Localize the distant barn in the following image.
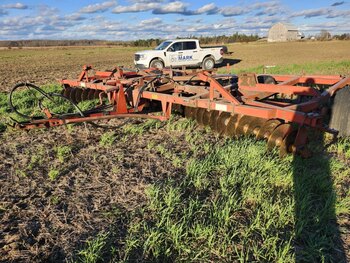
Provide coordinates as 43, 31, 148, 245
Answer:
268, 23, 302, 42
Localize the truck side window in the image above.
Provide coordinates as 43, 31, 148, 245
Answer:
168, 42, 183, 52
183, 41, 196, 50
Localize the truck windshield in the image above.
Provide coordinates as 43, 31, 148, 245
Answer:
154, 41, 172, 50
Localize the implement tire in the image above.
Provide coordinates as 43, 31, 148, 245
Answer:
329, 86, 350, 137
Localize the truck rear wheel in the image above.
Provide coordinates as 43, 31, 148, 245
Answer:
150, 59, 164, 69
202, 57, 215, 70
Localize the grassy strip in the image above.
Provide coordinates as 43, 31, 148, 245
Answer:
119, 131, 349, 262
218, 60, 350, 76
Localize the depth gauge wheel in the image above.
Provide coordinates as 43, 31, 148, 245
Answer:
329, 86, 350, 137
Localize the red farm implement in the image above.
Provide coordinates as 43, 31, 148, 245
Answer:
8, 65, 350, 157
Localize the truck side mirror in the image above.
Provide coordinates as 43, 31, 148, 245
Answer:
167, 47, 174, 52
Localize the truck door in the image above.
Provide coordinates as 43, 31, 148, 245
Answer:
166, 41, 199, 67
181, 41, 200, 65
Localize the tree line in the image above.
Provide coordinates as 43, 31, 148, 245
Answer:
0, 33, 260, 48
0, 40, 124, 48
1, 32, 349, 48
132, 33, 260, 47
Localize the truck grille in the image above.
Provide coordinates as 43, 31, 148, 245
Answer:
134, 54, 140, 61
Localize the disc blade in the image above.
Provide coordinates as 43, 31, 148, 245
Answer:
88, 89, 95, 100
267, 123, 294, 151
202, 110, 212, 126
184, 107, 191, 118
256, 119, 282, 140
93, 90, 100, 99
209, 111, 220, 131
63, 86, 72, 99
195, 108, 206, 126
246, 117, 267, 137
81, 89, 89, 101
216, 112, 232, 135
75, 88, 83, 103
235, 115, 256, 137
69, 88, 77, 103
279, 129, 297, 157
224, 114, 240, 137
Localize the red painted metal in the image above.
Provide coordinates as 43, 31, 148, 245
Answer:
11, 65, 349, 154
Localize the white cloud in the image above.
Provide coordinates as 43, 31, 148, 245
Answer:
196, 3, 218, 14
2, 3, 28, 9
299, 21, 350, 32
0, 0, 349, 40
290, 7, 350, 19
112, 3, 159, 13
290, 8, 330, 18
80, 1, 117, 13
153, 1, 188, 14
112, 1, 219, 15
128, 0, 164, 3
326, 9, 350, 18
65, 13, 87, 21
37, 4, 60, 16
219, 7, 248, 17
140, 17, 162, 26
252, 1, 280, 9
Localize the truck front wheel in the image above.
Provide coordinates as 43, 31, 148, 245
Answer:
150, 59, 164, 69
202, 57, 215, 70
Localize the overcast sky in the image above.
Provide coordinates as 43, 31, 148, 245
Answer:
0, 0, 349, 40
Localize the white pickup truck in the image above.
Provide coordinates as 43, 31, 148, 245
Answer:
134, 39, 225, 70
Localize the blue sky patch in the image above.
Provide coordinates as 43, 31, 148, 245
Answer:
0, 0, 349, 40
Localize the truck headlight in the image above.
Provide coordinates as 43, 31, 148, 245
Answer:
139, 54, 147, 60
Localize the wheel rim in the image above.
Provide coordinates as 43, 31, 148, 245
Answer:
205, 59, 214, 69
153, 61, 163, 69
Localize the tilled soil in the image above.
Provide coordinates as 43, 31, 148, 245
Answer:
0, 46, 137, 92
0, 120, 200, 262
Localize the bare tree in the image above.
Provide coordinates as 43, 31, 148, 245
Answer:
318, 30, 332, 41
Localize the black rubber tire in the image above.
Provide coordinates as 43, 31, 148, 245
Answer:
257, 75, 276, 84
221, 46, 228, 54
202, 57, 215, 70
149, 59, 164, 69
329, 86, 350, 137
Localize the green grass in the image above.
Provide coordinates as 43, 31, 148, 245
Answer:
75, 130, 349, 262
99, 131, 116, 147
229, 60, 350, 76
48, 169, 60, 181
119, 138, 348, 262
76, 232, 110, 263
55, 145, 72, 163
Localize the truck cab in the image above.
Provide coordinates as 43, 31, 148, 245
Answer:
134, 39, 224, 70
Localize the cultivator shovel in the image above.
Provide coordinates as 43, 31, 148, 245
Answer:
8, 65, 350, 157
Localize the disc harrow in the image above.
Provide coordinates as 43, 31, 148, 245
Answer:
8, 65, 350, 158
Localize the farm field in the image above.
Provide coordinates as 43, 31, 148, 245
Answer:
1, 40, 350, 91
0, 41, 350, 262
